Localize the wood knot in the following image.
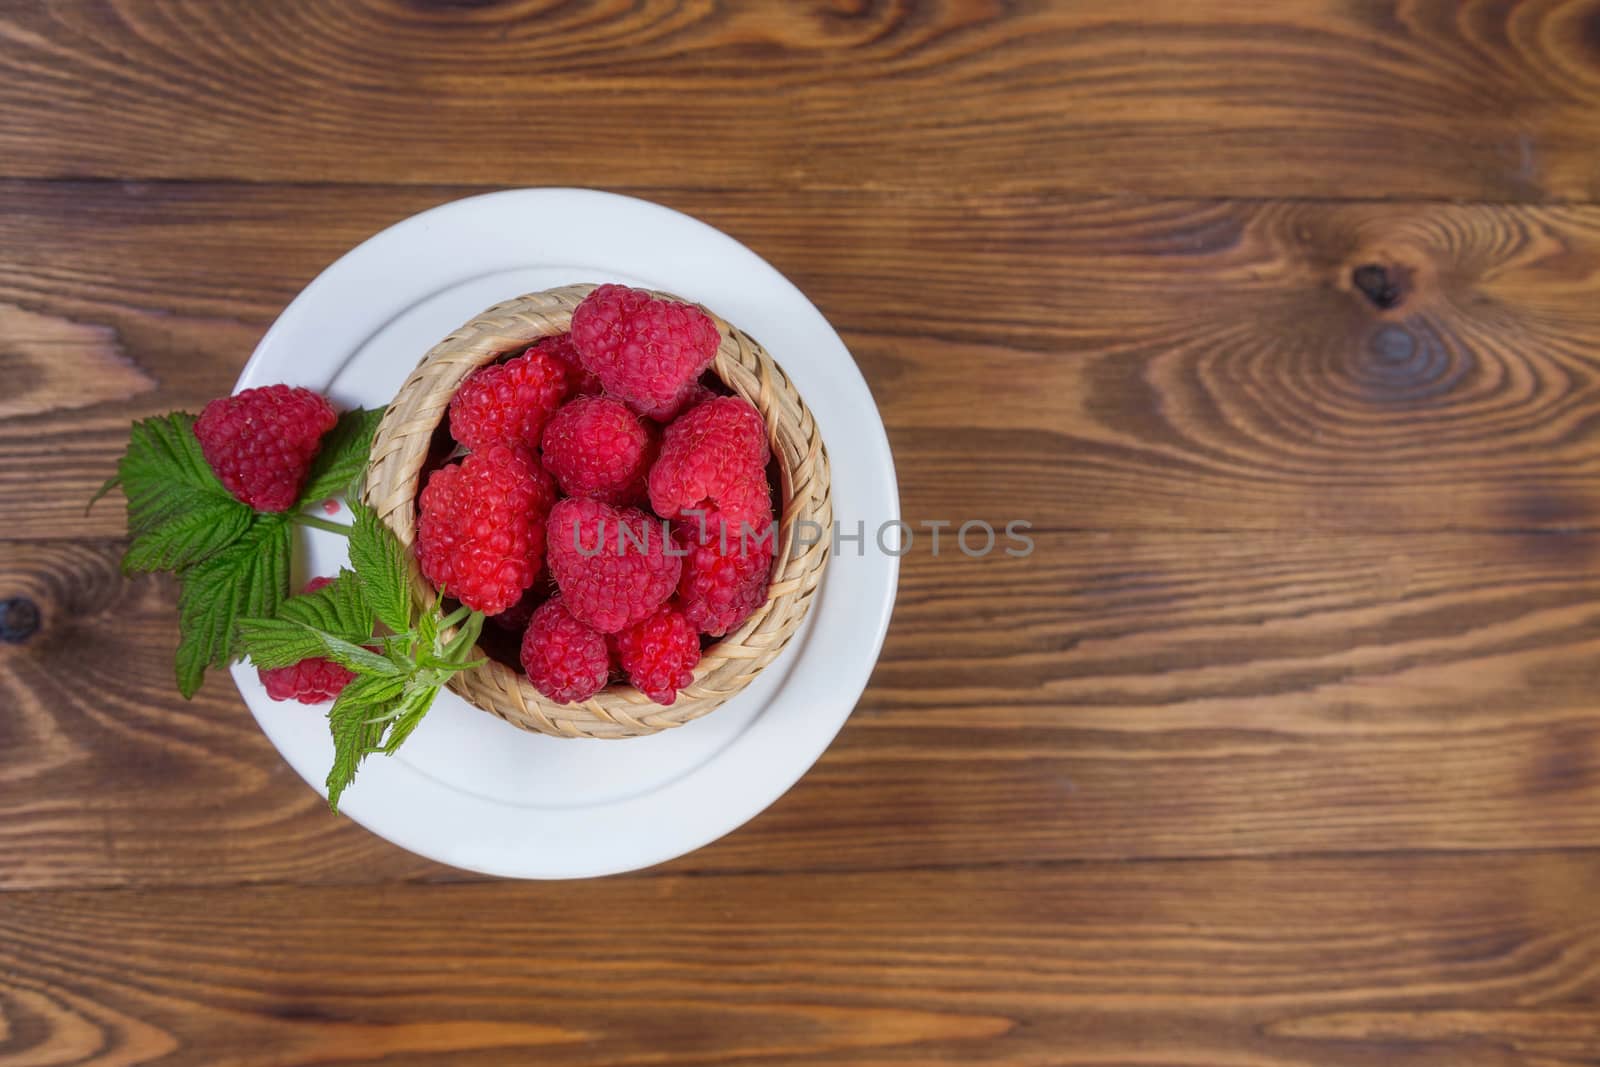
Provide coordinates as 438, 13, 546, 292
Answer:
1368, 325, 1415, 363
1352, 264, 1406, 310
0, 597, 41, 643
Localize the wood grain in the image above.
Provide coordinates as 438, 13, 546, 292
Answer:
2, 0, 1600, 200
5, 5, 1600, 1059
0, 541, 445, 891
1, 854, 1597, 1066
5, 183, 1600, 538
5, 529, 1599, 889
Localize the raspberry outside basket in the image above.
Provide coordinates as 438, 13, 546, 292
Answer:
364, 285, 833, 739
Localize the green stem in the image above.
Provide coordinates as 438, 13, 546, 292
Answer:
292, 512, 353, 535
438, 604, 472, 630
441, 611, 486, 661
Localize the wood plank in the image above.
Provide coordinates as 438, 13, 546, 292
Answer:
6, 183, 1600, 536
1, 854, 1597, 1065
3, 1, 1600, 200
0, 541, 447, 890
4, 531, 1598, 890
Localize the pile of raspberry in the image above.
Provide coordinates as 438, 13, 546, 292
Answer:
416, 285, 777, 707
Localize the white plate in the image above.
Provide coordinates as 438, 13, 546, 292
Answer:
229, 189, 899, 879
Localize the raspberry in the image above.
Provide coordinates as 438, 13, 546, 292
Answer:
416, 445, 556, 615
257, 577, 355, 703
541, 396, 656, 505
546, 497, 682, 633
448, 346, 571, 452
194, 385, 337, 512
570, 285, 720, 419
615, 605, 701, 705
679, 535, 774, 637
530, 333, 602, 395
487, 570, 549, 632
520, 597, 611, 704
656, 379, 721, 422
260, 656, 356, 704
648, 396, 772, 537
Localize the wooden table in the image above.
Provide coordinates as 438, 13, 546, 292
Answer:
4, 3, 1600, 1063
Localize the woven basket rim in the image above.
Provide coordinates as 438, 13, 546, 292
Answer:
363, 284, 832, 739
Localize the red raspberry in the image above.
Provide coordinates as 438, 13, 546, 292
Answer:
546, 497, 682, 633
530, 333, 603, 395
449, 346, 571, 452
416, 445, 556, 615
520, 597, 611, 704
487, 570, 550, 632
615, 605, 701, 705
656, 379, 721, 422
541, 396, 656, 505
260, 656, 356, 704
570, 285, 721, 419
679, 535, 774, 637
648, 396, 773, 537
194, 385, 337, 512
257, 578, 355, 703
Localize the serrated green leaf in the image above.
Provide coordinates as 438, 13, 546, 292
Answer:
380, 682, 439, 755
416, 603, 439, 649
299, 406, 385, 506
123, 494, 254, 574
326, 672, 408, 813
348, 500, 411, 633
384, 637, 414, 672
120, 413, 225, 529
235, 617, 330, 670
236, 616, 396, 676
114, 412, 256, 574
275, 570, 373, 642
174, 516, 292, 698
315, 634, 401, 676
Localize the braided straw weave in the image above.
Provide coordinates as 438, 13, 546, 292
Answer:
365, 285, 832, 739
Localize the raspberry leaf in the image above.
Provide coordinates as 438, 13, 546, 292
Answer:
378, 682, 438, 755
298, 406, 385, 506
238, 620, 396, 676
235, 619, 337, 671
174, 515, 292, 698
274, 570, 373, 640
231, 498, 490, 813
123, 496, 255, 574
309, 634, 400, 676
348, 500, 411, 633
325, 673, 409, 813
112, 412, 256, 575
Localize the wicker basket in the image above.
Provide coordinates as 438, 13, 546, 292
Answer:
364, 285, 832, 739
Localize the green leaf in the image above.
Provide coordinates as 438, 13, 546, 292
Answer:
174, 516, 292, 698
326, 672, 408, 813
115, 412, 255, 574
276, 570, 373, 642
416, 600, 439, 650
314, 634, 401, 676
123, 494, 254, 574
348, 500, 411, 633
236, 616, 397, 676
87, 473, 120, 513
234, 617, 330, 670
299, 407, 385, 505
380, 682, 439, 755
